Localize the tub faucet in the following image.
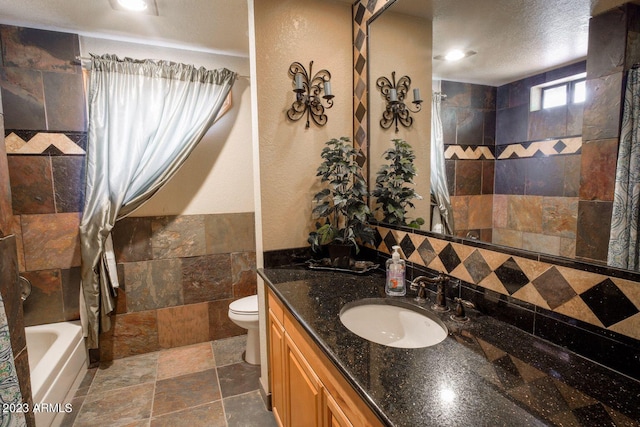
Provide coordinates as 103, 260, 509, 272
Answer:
409, 274, 448, 306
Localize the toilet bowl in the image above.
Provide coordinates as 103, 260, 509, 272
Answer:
228, 294, 260, 365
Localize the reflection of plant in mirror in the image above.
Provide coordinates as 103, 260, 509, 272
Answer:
373, 138, 424, 229
308, 137, 375, 253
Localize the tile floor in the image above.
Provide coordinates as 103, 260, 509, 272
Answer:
59, 335, 277, 427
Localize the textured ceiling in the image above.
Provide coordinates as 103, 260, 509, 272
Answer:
0, 0, 634, 85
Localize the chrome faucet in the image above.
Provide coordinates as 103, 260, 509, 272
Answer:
409, 273, 448, 308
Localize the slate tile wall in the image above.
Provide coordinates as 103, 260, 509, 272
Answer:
1, 24, 258, 362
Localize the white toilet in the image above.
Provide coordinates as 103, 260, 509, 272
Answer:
228, 294, 260, 365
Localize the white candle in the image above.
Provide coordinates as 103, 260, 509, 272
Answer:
295, 73, 303, 90
324, 81, 332, 96
413, 88, 421, 102
389, 88, 398, 102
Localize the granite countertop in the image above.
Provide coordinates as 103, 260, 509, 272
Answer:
259, 267, 640, 427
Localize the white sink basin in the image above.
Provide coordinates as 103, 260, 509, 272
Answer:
339, 299, 448, 348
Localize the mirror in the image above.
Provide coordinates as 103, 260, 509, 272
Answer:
366, 0, 638, 271
367, 6, 432, 226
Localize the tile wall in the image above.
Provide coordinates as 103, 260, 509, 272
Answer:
372, 224, 640, 378
441, 81, 496, 241
0, 85, 36, 427
1, 25, 257, 362
576, 3, 640, 263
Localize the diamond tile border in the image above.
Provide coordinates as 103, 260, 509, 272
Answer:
5, 131, 86, 154
495, 137, 582, 160
373, 224, 640, 342
352, 0, 395, 180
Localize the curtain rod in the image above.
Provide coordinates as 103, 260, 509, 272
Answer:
74, 56, 250, 79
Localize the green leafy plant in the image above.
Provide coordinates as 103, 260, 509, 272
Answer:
308, 137, 375, 254
372, 138, 425, 229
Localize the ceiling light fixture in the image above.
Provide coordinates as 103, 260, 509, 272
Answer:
118, 0, 147, 11
109, 0, 158, 15
434, 50, 477, 62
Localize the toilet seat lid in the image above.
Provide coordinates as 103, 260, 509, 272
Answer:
229, 295, 258, 314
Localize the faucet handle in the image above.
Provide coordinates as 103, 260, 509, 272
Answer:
451, 297, 474, 322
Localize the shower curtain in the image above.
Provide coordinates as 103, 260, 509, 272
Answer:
80, 54, 236, 349
431, 92, 454, 234
608, 67, 640, 270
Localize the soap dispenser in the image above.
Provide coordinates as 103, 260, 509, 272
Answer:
385, 245, 406, 296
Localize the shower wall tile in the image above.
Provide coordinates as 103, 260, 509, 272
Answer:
22, 268, 65, 326
123, 259, 183, 312
42, 71, 86, 131
151, 215, 207, 259
522, 232, 560, 256
445, 160, 455, 196
495, 158, 526, 195
586, 6, 626, 79
468, 195, 493, 230
181, 254, 233, 304
524, 156, 565, 197
576, 200, 612, 263
441, 80, 471, 107
14, 349, 35, 427
0, 67, 46, 130
528, 107, 568, 142
0, 114, 12, 236
21, 212, 81, 271
208, 298, 245, 341
542, 197, 578, 238
582, 73, 623, 142
454, 161, 482, 196
157, 302, 210, 348
51, 155, 85, 213
99, 310, 160, 361
441, 107, 457, 146
507, 195, 543, 234
61, 266, 81, 321
112, 217, 153, 263
471, 84, 496, 110
0, 26, 80, 72
482, 160, 494, 194
205, 212, 256, 254
231, 251, 257, 298
579, 138, 617, 201
8, 216, 24, 272
0, 235, 25, 356
496, 105, 529, 145
456, 109, 484, 146
567, 103, 584, 136
563, 155, 581, 197
7, 155, 55, 214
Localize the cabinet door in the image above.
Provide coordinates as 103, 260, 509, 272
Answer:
285, 333, 322, 427
324, 389, 354, 427
268, 309, 286, 427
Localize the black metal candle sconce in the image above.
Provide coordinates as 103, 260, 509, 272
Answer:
287, 61, 334, 128
376, 71, 423, 132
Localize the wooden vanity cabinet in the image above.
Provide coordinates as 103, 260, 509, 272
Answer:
267, 289, 384, 427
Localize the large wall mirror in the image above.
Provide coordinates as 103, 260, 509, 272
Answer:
364, 0, 640, 273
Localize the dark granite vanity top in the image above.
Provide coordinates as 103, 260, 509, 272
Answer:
259, 267, 640, 427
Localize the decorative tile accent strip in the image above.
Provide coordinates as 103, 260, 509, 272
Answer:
5, 131, 86, 154
444, 145, 496, 160
352, 0, 394, 172
496, 137, 582, 160
374, 224, 640, 342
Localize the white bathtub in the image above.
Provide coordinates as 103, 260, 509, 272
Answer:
25, 321, 87, 427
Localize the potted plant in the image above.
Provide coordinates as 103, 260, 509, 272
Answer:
308, 136, 376, 267
372, 138, 425, 228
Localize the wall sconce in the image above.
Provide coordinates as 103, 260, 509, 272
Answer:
376, 71, 422, 132
287, 61, 334, 128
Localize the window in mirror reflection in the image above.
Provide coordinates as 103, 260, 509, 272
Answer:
543, 84, 567, 109
539, 77, 586, 109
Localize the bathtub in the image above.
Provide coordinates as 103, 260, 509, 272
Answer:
25, 321, 87, 427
